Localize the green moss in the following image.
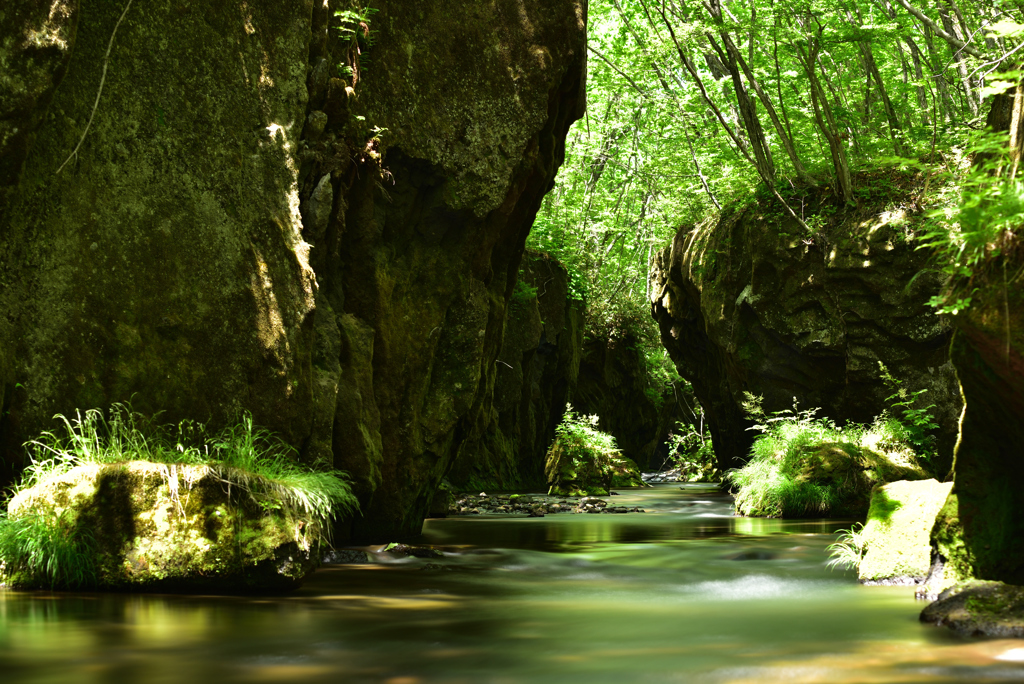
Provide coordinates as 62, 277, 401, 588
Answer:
929, 491, 975, 588
544, 408, 644, 497
857, 479, 952, 582
3, 461, 319, 591
921, 581, 1024, 638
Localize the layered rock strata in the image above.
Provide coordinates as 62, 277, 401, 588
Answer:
650, 187, 962, 473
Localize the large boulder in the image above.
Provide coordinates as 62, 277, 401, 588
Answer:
544, 422, 643, 497
0, 1, 586, 541
3, 461, 320, 591
649, 180, 961, 474
921, 581, 1024, 638
858, 478, 953, 584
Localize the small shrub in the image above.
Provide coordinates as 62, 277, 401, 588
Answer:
511, 276, 539, 304
827, 523, 868, 572
878, 362, 939, 460
666, 419, 720, 482
545, 406, 643, 495
0, 509, 98, 589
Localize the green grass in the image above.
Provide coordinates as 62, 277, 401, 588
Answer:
826, 523, 867, 572
727, 396, 926, 518
0, 509, 98, 589
1, 405, 358, 589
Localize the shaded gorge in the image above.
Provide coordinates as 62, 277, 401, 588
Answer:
3, 485, 1023, 683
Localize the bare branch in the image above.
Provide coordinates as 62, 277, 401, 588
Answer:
892, 0, 984, 58
56, 0, 135, 175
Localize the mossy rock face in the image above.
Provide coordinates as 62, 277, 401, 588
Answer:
926, 490, 975, 594
574, 327, 689, 473
946, 254, 1024, 584
650, 174, 962, 475
5, 462, 319, 592
0, 0, 78, 196
609, 456, 646, 488
447, 254, 584, 492
921, 581, 1024, 638
0, 0, 586, 543
859, 479, 952, 583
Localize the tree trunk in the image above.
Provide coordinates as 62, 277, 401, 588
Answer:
860, 41, 907, 156
904, 36, 932, 126
797, 39, 855, 204
938, 7, 979, 116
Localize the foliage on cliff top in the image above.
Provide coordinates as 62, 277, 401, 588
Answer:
528, 0, 1022, 325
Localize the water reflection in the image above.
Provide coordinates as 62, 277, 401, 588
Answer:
0, 485, 1018, 683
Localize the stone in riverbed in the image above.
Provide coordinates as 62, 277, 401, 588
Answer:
4, 461, 323, 592
921, 581, 1024, 638
858, 479, 953, 584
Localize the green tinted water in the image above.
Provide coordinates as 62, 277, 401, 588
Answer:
2, 484, 1022, 683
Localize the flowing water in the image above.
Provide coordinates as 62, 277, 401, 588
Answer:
2, 484, 1023, 683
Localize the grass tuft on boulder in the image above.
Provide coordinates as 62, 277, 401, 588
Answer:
728, 395, 927, 518
545, 406, 644, 496
0, 405, 358, 592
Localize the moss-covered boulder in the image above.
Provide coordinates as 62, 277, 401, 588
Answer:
544, 416, 645, 497
921, 581, 1024, 638
3, 462, 320, 591
858, 479, 952, 583
730, 417, 928, 518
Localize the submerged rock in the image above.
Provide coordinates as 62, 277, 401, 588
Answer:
858, 479, 952, 584
921, 581, 1024, 638
322, 548, 371, 564
445, 492, 643, 516
4, 462, 322, 592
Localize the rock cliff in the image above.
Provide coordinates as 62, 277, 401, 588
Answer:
447, 253, 584, 492
650, 180, 962, 474
0, 0, 586, 540
940, 254, 1024, 584
575, 325, 686, 472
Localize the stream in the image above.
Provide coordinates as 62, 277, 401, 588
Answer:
2, 484, 1023, 683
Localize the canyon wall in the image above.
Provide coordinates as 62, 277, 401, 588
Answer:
650, 185, 962, 475
0, 0, 586, 540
